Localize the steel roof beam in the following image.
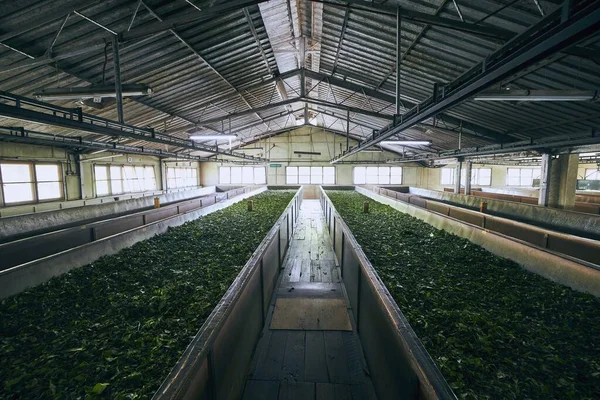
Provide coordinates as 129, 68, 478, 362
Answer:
0, 127, 211, 161
311, 0, 516, 40
330, 3, 600, 163
387, 129, 600, 162
0, 91, 266, 161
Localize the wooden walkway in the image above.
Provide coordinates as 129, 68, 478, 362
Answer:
242, 200, 377, 400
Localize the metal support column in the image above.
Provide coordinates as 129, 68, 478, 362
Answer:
346, 110, 350, 151
396, 7, 402, 115
111, 35, 124, 124
454, 159, 463, 194
539, 153, 551, 206
464, 160, 472, 195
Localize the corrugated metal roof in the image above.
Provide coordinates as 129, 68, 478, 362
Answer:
0, 0, 598, 159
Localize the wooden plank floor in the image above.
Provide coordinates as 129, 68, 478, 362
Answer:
243, 200, 377, 400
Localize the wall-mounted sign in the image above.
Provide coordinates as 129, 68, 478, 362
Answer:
270, 163, 282, 168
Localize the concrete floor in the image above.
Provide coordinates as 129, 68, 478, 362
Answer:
242, 200, 377, 400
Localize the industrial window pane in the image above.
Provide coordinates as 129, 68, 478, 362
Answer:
507, 168, 520, 186
254, 167, 266, 184
1, 164, 31, 183
111, 179, 123, 194
353, 167, 366, 184
35, 165, 60, 182
323, 167, 335, 184
390, 167, 402, 184
219, 167, 231, 184
96, 180, 110, 197
366, 167, 378, 184
585, 168, 600, 180
298, 167, 310, 184
144, 166, 156, 191
231, 167, 242, 184
242, 166, 254, 184
441, 168, 454, 185
37, 182, 61, 200
286, 167, 298, 184
478, 168, 492, 186
94, 165, 108, 180
378, 167, 390, 184
3, 183, 34, 203
311, 167, 322, 184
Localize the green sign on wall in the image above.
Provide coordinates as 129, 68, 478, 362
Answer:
269, 163, 282, 168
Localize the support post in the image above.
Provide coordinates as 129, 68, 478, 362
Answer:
464, 160, 472, 195
111, 35, 124, 124
395, 7, 402, 115
346, 110, 350, 151
538, 153, 551, 206
548, 153, 578, 209
454, 159, 463, 194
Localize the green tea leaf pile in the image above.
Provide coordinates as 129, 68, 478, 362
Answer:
327, 191, 600, 400
0, 191, 295, 398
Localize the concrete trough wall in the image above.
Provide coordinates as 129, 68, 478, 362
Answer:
364, 185, 600, 267
0, 188, 259, 271
0, 186, 228, 241
0, 187, 266, 299
357, 186, 600, 297
319, 188, 456, 400
153, 188, 303, 400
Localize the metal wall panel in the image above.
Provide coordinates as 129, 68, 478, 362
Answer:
484, 218, 546, 247
145, 207, 179, 224
343, 242, 360, 316
358, 273, 419, 400
448, 208, 484, 227
547, 236, 600, 265
262, 235, 280, 317
94, 215, 144, 239
202, 196, 217, 207
212, 265, 264, 400
425, 201, 450, 216
334, 218, 344, 268
280, 215, 288, 263
1, 227, 92, 270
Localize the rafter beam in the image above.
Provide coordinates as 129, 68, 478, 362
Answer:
0, 127, 212, 162
311, 0, 515, 40
332, 8, 350, 74
0, 91, 266, 161
331, 3, 600, 163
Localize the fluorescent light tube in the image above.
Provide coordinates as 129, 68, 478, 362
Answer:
473, 90, 597, 102
34, 84, 152, 100
189, 135, 237, 141
381, 140, 431, 146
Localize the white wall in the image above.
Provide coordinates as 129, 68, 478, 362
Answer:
200, 127, 421, 186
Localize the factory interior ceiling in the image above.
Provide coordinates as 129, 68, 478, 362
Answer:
0, 0, 598, 164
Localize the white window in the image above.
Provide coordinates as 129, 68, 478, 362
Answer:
1, 162, 63, 206
219, 167, 266, 185
94, 164, 156, 197
442, 167, 492, 186
167, 167, 198, 189
353, 166, 402, 185
585, 168, 600, 180
286, 166, 336, 184
286, 167, 298, 184
507, 168, 541, 186
441, 168, 455, 185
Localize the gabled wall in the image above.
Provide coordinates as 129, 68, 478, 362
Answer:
201, 127, 422, 186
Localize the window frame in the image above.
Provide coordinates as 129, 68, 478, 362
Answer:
584, 168, 600, 181
286, 166, 336, 185
353, 166, 401, 185
94, 164, 157, 197
166, 166, 199, 189
0, 160, 64, 207
506, 167, 541, 187
441, 167, 492, 186
219, 166, 267, 185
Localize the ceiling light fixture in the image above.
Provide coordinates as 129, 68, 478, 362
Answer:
473, 89, 598, 102
189, 135, 237, 141
380, 140, 431, 146
34, 84, 153, 100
